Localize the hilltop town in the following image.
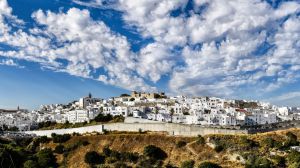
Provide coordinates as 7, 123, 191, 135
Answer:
1, 91, 300, 132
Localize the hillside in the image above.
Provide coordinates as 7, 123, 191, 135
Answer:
51, 134, 239, 168
1, 128, 300, 168
40, 128, 300, 168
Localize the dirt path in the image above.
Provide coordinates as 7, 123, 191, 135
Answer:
186, 141, 198, 156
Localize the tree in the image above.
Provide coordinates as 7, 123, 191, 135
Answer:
36, 148, 57, 167
94, 113, 113, 122
154, 107, 159, 121
143, 145, 167, 160
198, 162, 221, 168
120, 93, 130, 97
38, 136, 49, 143
54, 144, 65, 154
84, 151, 105, 165
0, 147, 24, 168
170, 108, 175, 123
181, 160, 195, 168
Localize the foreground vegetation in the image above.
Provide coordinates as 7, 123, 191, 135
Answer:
1, 128, 300, 167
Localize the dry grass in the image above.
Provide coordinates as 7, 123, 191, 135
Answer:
42, 128, 300, 168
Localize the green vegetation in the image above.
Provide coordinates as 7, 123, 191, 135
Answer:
120, 93, 130, 97
36, 148, 57, 167
143, 145, 167, 160
198, 161, 221, 168
102, 146, 139, 164
234, 100, 258, 108
54, 144, 65, 154
1, 129, 300, 168
37, 114, 125, 130
23, 160, 39, 168
51, 133, 71, 143
176, 140, 187, 148
196, 135, 205, 145
84, 151, 105, 165
180, 160, 195, 168
284, 132, 299, 147
0, 124, 19, 131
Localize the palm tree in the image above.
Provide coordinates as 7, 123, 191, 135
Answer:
154, 106, 159, 121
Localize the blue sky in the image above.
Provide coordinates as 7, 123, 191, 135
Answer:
0, 0, 300, 109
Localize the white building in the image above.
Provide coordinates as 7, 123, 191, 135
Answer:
67, 110, 90, 123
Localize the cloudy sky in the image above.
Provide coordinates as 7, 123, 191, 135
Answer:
0, 0, 300, 109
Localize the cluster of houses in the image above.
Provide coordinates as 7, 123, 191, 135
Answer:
1, 91, 300, 131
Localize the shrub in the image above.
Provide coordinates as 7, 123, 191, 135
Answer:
52, 134, 71, 143
214, 144, 224, 153
103, 129, 109, 134
84, 151, 105, 165
23, 160, 39, 168
240, 136, 256, 149
106, 157, 118, 164
271, 155, 285, 167
38, 136, 49, 143
245, 155, 272, 168
120, 151, 139, 163
261, 137, 275, 148
110, 150, 121, 160
285, 132, 299, 147
254, 157, 272, 168
54, 144, 65, 154
83, 140, 90, 146
64, 140, 87, 152
103, 146, 112, 156
176, 141, 187, 148
198, 161, 221, 168
287, 151, 300, 165
165, 162, 178, 168
196, 135, 205, 145
289, 162, 300, 168
36, 148, 57, 167
143, 145, 167, 160
113, 115, 125, 122
137, 158, 163, 168
114, 162, 129, 168
181, 160, 195, 168
286, 132, 297, 140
